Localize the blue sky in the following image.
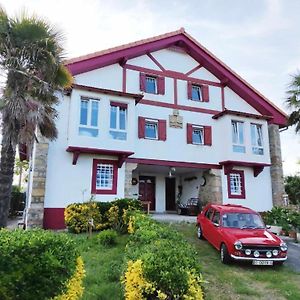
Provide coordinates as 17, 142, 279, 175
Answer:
2, 0, 300, 174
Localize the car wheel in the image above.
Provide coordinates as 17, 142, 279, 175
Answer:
275, 261, 284, 266
220, 243, 231, 264
197, 225, 203, 239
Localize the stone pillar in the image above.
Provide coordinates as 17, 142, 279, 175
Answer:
199, 169, 223, 205
26, 136, 49, 228
268, 124, 285, 206
124, 162, 138, 198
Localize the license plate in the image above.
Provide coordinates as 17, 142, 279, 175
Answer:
252, 260, 273, 266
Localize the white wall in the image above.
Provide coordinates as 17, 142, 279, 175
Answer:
180, 171, 203, 204
222, 167, 273, 212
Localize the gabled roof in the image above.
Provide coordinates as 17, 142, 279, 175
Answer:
65, 28, 287, 126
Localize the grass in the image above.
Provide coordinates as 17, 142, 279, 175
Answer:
174, 223, 300, 300
70, 232, 128, 300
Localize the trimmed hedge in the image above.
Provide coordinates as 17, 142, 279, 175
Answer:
123, 213, 204, 299
0, 229, 81, 300
65, 198, 142, 234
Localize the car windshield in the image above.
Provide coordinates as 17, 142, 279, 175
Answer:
222, 213, 265, 229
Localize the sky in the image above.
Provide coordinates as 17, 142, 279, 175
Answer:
1, 0, 300, 175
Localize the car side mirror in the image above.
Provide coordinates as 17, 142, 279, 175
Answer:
266, 225, 271, 229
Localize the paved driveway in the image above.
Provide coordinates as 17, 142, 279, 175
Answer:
281, 237, 300, 272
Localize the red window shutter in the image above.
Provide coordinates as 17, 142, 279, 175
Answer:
138, 117, 145, 138
201, 85, 209, 102
158, 119, 167, 141
204, 126, 212, 146
187, 123, 193, 144
187, 81, 192, 99
157, 76, 165, 95
140, 73, 146, 92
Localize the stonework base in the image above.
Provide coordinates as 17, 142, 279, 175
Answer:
124, 162, 138, 198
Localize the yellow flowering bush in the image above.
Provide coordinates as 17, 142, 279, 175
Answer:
183, 272, 204, 300
53, 256, 85, 300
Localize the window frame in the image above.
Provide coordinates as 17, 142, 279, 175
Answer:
109, 102, 127, 140
251, 123, 264, 155
145, 75, 158, 94
227, 170, 246, 199
144, 119, 159, 140
191, 84, 202, 102
231, 120, 245, 153
91, 159, 118, 194
79, 97, 100, 137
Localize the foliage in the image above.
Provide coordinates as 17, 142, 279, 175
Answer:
65, 198, 142, 234
9, 189, 25, 216
53, 256, 85, 300
122, 213, 204, 299
286, 72, 300, 132
97, 229, 118, 246
284, 175, 300, 205
0, 229, 79, 300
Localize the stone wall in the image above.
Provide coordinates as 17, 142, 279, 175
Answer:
268, 124, 285, 206
199, 169, 223, 205
26, 136, 49, 228
124, 162, 138, 198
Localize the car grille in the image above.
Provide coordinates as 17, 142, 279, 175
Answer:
241, 245, 281, 258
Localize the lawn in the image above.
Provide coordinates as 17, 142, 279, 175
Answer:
71, 233, 128, 300
70, 224, 300, 300
174, 223, 300, 300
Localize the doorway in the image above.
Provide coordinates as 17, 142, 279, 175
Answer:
139, 176, 156, 211
165, 177, 176, 211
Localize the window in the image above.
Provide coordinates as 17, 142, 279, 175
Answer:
231, 121, 245, 153
79, 98, 99, 137
91, 159, 118, 194
191, 84, 202, 101
187, 82, 209, 102
145, 120, 158, 139
205, 208, 214, 220
109, 102, 127, 140
145, 76, 157, 94
251, 124, 264, 155
192, 126, 204, 145
138, 117, 167, 141
227, 170, 245, 199
212, 211, 220, 225
187, 123, 212, 146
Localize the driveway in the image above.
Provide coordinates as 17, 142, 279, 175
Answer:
281, 236, 300, 273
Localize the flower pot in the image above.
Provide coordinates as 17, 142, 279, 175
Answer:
289, 230, 297, 239
268, 225, 282, 235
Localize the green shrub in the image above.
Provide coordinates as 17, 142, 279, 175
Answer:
0, 229, 78, 300
97, 229, 118, 246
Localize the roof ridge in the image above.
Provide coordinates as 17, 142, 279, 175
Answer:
65, 28, 184, 65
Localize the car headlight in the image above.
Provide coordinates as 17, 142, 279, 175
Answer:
234, 240, 243, 250
272, 249, 279, 256
245, 249, 251, 255
280, 242, 288, 252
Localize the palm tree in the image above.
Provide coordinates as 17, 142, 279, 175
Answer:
0, 7, 72, 227
287, 72, 300, 132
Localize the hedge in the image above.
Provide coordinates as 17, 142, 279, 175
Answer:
65, 198, 142, 233
122, 213, 204, 299
0, 229, 84, 300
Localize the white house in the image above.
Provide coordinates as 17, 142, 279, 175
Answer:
25, 28, 287, 229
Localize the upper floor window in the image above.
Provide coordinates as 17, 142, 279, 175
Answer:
251, 123, 264, 155
138, 116, 167, 141
110, 102, 127, 140
227, 170, 245, 199
232, 121, 245, 153
187, 82, 209, 102
79, 98, 99, 137
140, 73, 165, 95
187, 123, 212, 146
91, 159, 118, 194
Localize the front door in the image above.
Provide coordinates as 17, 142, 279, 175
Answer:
165, 177, 176, 211
139, 176, 155, 211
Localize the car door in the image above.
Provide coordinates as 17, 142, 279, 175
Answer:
210, 210, 222, 250
201, 208, 214, 243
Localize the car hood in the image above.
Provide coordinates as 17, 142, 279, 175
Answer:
222, 228, 282, 246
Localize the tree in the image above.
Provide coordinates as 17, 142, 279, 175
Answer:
286, 72, 300, 132
284, 175, 300, 205
0, 7, 72, 227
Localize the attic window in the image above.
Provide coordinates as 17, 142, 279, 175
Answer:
146, 76, 157, 94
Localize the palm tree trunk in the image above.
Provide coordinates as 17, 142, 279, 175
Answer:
0, 141, 16, 227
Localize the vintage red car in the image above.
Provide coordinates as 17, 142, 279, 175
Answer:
196, 204, 288, 265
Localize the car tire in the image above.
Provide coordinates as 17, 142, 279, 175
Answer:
220, 243, 231, 264
197, 225, 204, 239
275, 261, 284, 266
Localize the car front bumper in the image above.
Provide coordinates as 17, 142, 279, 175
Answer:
230, 255, 287, 261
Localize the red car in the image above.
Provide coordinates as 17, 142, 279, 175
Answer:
197, 204, 288, 265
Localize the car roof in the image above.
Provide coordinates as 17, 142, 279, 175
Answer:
205, 204, 258, 214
